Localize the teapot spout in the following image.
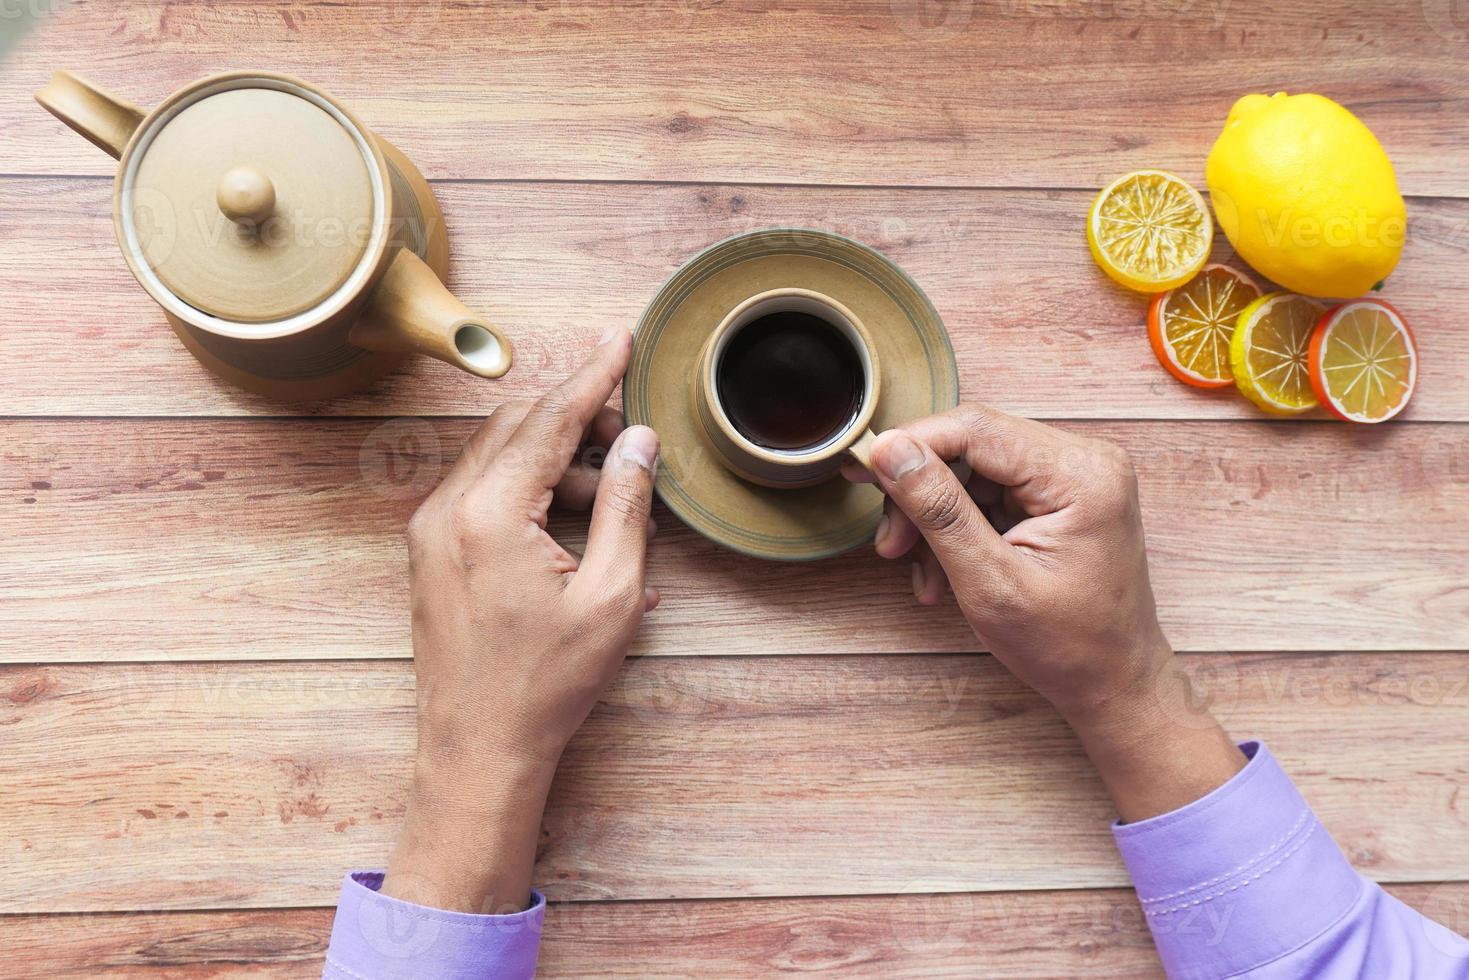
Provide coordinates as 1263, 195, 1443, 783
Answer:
36, 71, 146, 160
350, 248, 513, 380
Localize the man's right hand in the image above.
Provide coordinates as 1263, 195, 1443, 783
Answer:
848, 404, 1246, 821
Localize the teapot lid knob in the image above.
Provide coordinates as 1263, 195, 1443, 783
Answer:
216, 165, 276, 225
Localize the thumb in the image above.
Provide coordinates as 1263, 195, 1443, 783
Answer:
869, 429, 1018, 603
575, 425, 659, 602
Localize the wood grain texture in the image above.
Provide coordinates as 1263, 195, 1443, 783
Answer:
5, 1, 1467, 973
3, 653, 1467, 913
5, 1, 1469, 195
3, 177, 1466, 418
4, 418, 1464, 662
7, 882, 1466, 978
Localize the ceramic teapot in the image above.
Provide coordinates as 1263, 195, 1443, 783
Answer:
37, 70, 512, 400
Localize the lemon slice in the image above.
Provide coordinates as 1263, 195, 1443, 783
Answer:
1148, 265, 1261, 388
1230, 292, 1325, 415
1087, 170, 1213, 292
1309, 299, 1417, 423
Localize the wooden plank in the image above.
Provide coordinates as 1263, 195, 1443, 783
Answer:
3, 418, 1465, 662
6, 881, 1466, 978
2, 652, 1466, 912
2, 907, 333, 980
2, 178, 1465, 419
4, 2, 1468, 196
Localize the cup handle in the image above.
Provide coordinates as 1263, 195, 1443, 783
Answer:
35, 70, 146, 160
847, 428, 878, 472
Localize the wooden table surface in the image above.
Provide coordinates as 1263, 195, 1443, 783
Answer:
4, 2, 1468, 976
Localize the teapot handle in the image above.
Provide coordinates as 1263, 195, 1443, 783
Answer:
35, 71, 146, 160
350, 248, 513, 380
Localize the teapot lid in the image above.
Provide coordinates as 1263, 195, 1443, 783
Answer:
122, 78, 378, 324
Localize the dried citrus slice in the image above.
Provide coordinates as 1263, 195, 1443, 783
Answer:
1230, 292, 1325, 415
1087, 170, 1213, 292
1308, 299, 1417, 423
1147, 265, 1261, 388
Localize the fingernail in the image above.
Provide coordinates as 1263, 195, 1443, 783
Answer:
874, 513, 890, 548
599, 327, 626, 346
619, 425, 659, 471
875, 433, 926, 482
911, 561, 926, 596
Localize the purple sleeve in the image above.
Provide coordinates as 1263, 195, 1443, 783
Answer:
1114, 741, 1469, 979
322, 871, 544, 980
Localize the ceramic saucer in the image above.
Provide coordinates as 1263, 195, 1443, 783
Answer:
624, 229, 959, 561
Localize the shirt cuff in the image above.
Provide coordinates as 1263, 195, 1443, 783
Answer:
1113, 740, 1364, 980
323, 871, 544, 980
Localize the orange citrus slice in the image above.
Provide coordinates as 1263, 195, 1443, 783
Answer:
1147, 265, 1261, 388
1087, 170, 1213, 292
1230, 292, 1325, 415
1309, 299, 1418, 423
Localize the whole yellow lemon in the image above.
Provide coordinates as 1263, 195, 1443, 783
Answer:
1206, 92, 1406, 298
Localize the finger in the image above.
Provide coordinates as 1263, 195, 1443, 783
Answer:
910, 543, 948, 606
433, 401, 533, 503
460, 401, 533, 473
644, 586, 661, 612
877, 457, 983, 560
847, 453, 966, 487
486, 328, 633, 506
869, 429, 1018, 601
553, 465, 602, 511
876, 498, 922, 559
587, 405, 627, 450
901, 406, 1085, 516
841, 458, 876, 484
552, 406, 629, 511
573, 424, 659, 604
